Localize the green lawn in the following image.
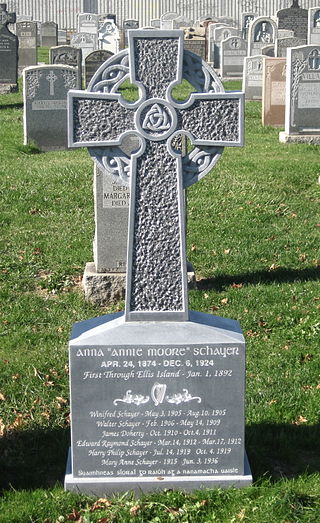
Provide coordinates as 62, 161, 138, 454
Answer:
0, 74, 319, 522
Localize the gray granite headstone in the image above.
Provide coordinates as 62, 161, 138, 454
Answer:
275, 36, 306, 58
50, 45, 82, 89
16, 21, 37, 69
221, 36, 247, 79
0, 3, 18, 92
280, 45, 320, 142
150, 19, 160, 29
248, 17, 278, 56
71, 32, 97, 65
65, 29, 251, 495
23, 65, 80, 151
58, 30, 67, 45
277, 1, 308, 40
41, 21, 58, 48
213, 26, 241, 69
243, 55, 264, 100
84, 49, 113, 87
160, 12, 179, 30
308, 7, 320, 45
78, 12, 99, 34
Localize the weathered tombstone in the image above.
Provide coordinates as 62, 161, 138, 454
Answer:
23, 65, 80, 151
78, 12, 99, 34
84, 49, 113, 87
242, 13, 255, 40
221, 36, 247, 79
123, 19, 139, 47
0, 3, 18, 93
280, 45, 320, 143
150, 19, 160, 29
243, 55, 264, 100
50, 45, 82, 89
275, 36, 305, 58
262, 57, 286, 127
16, 14, 32, 23
16, 21, 37, 70
261, 44, 275, 57
160, 12, 179, 30
71, 32, 97, 65
58, 29, 67, 45
277, 1, 308, 41
41, 21, 58, 48
98, 19, 119, 54
213, 26, 241, 69
207, 23, 227, 63
248, 17, 277, 56
65, 29, 251, 495
308, 7, 320, 45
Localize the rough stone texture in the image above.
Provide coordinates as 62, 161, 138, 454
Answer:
277, 4, 308, 40
181, 99, 240, 141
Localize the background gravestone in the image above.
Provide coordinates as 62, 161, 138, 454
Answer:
242, 13, 255, 40
98, 19, 119, 53
221, 36, 247, 79
41, 21, 58, 48
78, 12, 99, 34
183, 36, 206, 60
50, 45, 82, 89
275, 36, 305, 57
0, 3, 18, 93
308, 7, 320, 45
71, 32, 97, 65
16, 21, 37, 70
277, 1, 308, 41
84, 49, 113, 87
65, 29, 251, 495
123, 19, 139, 47
213, 26, 241, 69
58, 29, 67, 45
261, 44, 275, 57
248, 17, 277, 56
243, 55, 264, 100
262, 57, 286, 127
23, 65, 80, 151
160, 12, 179, 30
280, 44, 320, 143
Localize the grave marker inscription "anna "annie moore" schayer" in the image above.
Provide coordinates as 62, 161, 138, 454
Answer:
64, 29, 251, 495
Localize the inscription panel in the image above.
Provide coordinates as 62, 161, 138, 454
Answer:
70, 343, 245, 479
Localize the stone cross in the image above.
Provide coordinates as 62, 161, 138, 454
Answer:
0, 3, 16, 29
46, 70, 57, 95
68, 30, 244, 322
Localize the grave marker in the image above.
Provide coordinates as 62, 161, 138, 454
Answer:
308, 7, 320, 45
262, 57, 286, 127
24, 65, 80, 151
50, 45, 82, 89
78, 12, 99, 34
0, 2, 18, 93
275, 36, 305, 57
243, 55, 264, 100
41, 21, 58, 48
280, 44, 320, 143
248, 17, 277, 56
71, 32, 97, 65
242, 13, 255, 40
221, 36, 247, 79
16, 21, 37, 69
65, 29, 251, 495
99, 19, 119, 54
277, 1, 308, 41
85, 49, 113, 87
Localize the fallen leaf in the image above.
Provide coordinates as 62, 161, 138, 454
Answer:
33, 247, 42, 255
231, 283, 243, 289
12, 374, 20, 381
203, 293, 209, 299
246, 330, 259, 338
130, 505, 142, 516
268, 399, 277, 405
210, 305, 219, 311
66, 510, 81, 521
0, 392, 5, 401
236, 508, 246, 521
259, 318, 267, 327
220, 297, 229, 305
300, 354, 314, 364
282, 345, 289, 351
29, 208, 41, 215
292, 415, 308, 425
0, 418, 6, 436
269, 263, 280, 271
224, 248, 231, 254
191, 244, 197, 251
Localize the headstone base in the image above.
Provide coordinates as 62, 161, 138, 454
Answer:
65, 449, 252, 495
279, 132, 320, 145
0, 83, 18, 94
83, 262, 197, 305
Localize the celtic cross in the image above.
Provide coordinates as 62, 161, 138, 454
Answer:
0, 3, 16, 29
68, 30, 244, 322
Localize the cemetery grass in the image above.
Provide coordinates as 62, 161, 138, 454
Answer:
0, 78, 319, 522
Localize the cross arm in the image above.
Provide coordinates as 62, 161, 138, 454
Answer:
178, 92, 245, 147
67, 90, 136, 148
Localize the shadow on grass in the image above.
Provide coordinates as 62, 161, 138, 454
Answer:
0, 422, 319, 492
0, 426, 69, 492
246, 422, 320, 482
197, 267, 320, 292
0, 103, 23, 110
